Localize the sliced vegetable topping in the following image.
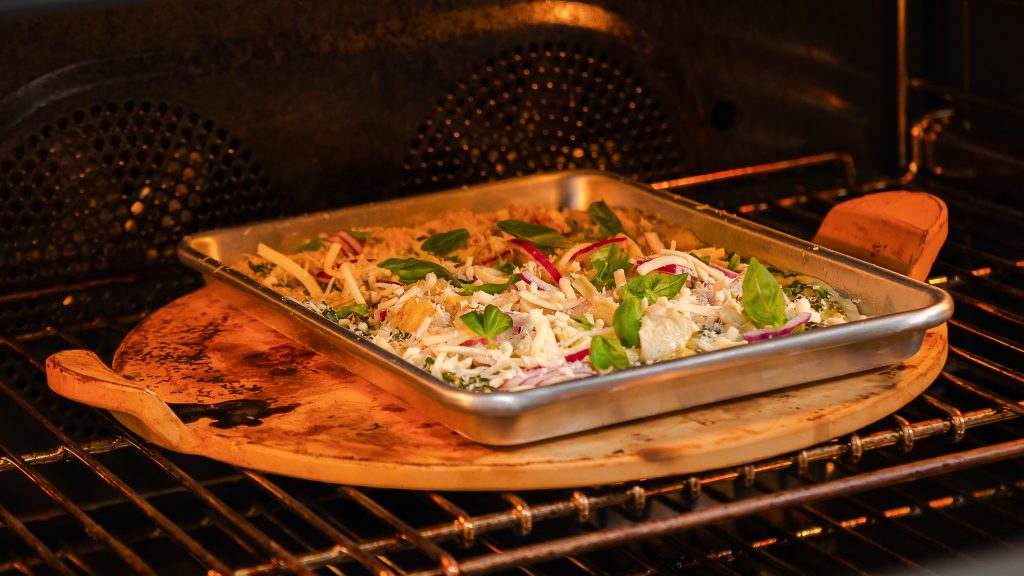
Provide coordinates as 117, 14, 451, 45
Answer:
742, 257, 786, 327
589, 335, 631, 371
497, 219, 573, 249
622, 272, 687, 302
569, 236, 627, 262
460, 304, 513, 346
587, 200, 624, 237
293, 239, 324, 252
590, 243, 631, 289
378, 258, 456, 285
421, 228, 469, 256
508, 239, 562, 283
612, 294, 643, 348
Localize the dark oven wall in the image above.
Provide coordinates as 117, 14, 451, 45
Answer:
0, 0, 895, 302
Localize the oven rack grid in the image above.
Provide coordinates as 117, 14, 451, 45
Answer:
1, 152, 1022, 575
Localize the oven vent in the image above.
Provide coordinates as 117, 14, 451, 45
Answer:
0, 101, 277, 292
402, 42, 685, 190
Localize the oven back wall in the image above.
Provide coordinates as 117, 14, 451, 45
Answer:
0, 0, 894, 211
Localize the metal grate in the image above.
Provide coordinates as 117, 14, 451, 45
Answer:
0, 153, 1022, 575
401, 41, 686, 191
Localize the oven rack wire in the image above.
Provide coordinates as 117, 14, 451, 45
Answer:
1, 152, 1022, 575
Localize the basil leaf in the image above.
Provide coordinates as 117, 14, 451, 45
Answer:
494, 258, 516, 274
589, 335, 631, 371
742, 257, 786, 327
379, 258, 456, 285
459, 274, 520, 296
335, 303, 369, 319
612, 295, 643, 348
622, 272, 687, 302
727, 252, 741, 271
421, 228, 469, 256
689, 251, 711, 265
460, 304, 513, 345
590, 243, 631, 289
587, 201, 624, 237
294, 239, 324, 252
497, 220, 573, 249
321, 307, 340, 323
350, 230, 371, 240
572, 315, 595, 330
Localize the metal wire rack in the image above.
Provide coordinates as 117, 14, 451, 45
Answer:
0, 149, 1022, 575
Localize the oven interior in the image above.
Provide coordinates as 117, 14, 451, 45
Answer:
0, 1, 1022, 574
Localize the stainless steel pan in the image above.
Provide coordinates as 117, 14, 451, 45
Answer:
179, 172, 953, 445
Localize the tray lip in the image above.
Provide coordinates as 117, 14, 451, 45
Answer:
178, 170, 954, 417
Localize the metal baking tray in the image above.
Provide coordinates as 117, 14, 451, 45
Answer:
179, 171, 953, 445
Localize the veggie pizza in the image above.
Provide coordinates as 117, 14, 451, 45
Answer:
240, 201, 863, 391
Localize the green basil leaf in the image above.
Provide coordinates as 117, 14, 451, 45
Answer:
589, 335, 631, 371
742, 257, 786, 327
497, 220, 573, 249
335, 303, 369, 319
689, 251, 711, 265
294, 239, 324, 252
460, 304, 513, 345
378, 258, 456, 285
572, 315, 595, 330
493, 258, 516, 274
727, 252, 741, 271
587, 201, 624, 237
458, 274, 520, 296
421, 228, 469, 256
622, 272, 687, 302
612, 295, 643, 348
349, 230, 371, 240
590, 243, 631, 289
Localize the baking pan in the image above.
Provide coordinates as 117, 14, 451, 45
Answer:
178, 171, 953, 445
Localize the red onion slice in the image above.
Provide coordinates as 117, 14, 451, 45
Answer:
459, 337, 489, 347
742, 312, 812, 342
328, 230, 363, 255
569, 237, 627, 262
519, 268, 558, 292
315, 271, 331, 281
709, 263, 739, 279
563, 348, 590, 363
509, 239, 561, 283
500, 363, 594, 389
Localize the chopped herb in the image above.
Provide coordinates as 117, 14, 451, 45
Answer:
459, 274, 520, 296
689, 251, 711, 265
612, 295, 644, 348
622, 272, 687, 302
494, 258, 516, 274
572, 315, 595, 330
742, 258, 786, 327
349, 230, 372, 240
334, 303, 369, 319
248, 261, 274, 275
294, 239, 324, 252
497, 220, 573, 250
589, 243, 631, 289
421, 228, 469, 256
424, 357, 435, 367
460, 304, 513, 346
727, 252, 741, 271
378, 258, 457, 285
321, 307, 341, 323
587, 201, 625, 237
590, 335, 631, 371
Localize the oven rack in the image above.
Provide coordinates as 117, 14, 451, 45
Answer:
1, 153, 1022, 575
